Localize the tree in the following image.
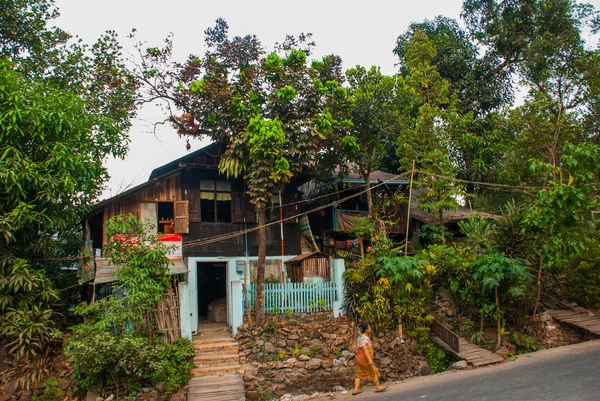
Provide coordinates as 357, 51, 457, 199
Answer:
0, 0, 138, 387
394, 15, 512, 116
341, 66, 407, 216
471, 251, 531, 351
396, 30, 471, 242
524, 142, 600, 317
65, 215, 194, 397
138, 19, 350, 325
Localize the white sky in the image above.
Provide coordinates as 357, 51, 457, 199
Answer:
53, 0, 599, 199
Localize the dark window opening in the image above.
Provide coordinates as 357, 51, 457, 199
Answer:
158, 202, 174, 234
199, 180, 231, 222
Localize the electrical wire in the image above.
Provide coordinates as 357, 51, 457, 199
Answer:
182, 171, 412, 249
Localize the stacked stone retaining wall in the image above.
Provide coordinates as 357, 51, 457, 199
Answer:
235, 314, 431, 400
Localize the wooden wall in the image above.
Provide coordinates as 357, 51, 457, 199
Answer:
184, 222, 301, 257
101, 173, 182, 245
97, 170, 302, 257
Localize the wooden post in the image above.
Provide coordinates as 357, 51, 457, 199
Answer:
404, 160, 416, 255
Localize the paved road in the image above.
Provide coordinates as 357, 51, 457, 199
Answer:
325, 340, 600, 401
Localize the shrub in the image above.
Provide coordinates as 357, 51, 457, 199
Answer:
64, 325, 194, 397
568, 229, 600, 308
64, 216, 192, 397
505, 331, 538, 355
424, 343, 449, 373
32, 379, 66, 401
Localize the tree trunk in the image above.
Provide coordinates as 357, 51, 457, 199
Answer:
495, 285, 502, 351
255, 208, 267, 326
532, 258, 544, 319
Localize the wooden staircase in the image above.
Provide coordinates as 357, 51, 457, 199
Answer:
546, 309, 600, 335
188, 323, 245, 401
431, 317, 504, 367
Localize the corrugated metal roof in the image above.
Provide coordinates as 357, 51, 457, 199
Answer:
285, 251, 328, 264
410, 208, 499, 225
332, 166, 409, 185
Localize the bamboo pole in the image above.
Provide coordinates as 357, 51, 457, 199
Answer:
404, 160, 416, 255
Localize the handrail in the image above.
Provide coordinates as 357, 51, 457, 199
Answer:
431, 318, 460, 353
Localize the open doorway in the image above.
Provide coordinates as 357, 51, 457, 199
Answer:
197, 262, 227, 323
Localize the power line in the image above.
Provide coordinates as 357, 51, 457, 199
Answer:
181, 169, 550, 249
414, 170, 549, 191
182, 171, 411, 249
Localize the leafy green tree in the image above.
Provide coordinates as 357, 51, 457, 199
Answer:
524, 142, 600, 316
394, 15, 512, 115
65, 216, 193, 397
397, 30, 471, 242
471, 251, 531, 351
345, 217, 434, 342
0, 0, 138, 388
341, 66, 408, 215
568, 227, 600, 309
461, 0, 600, 186
138, 19, 350, 325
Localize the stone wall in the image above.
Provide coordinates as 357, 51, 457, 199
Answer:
235, 315, 430, 400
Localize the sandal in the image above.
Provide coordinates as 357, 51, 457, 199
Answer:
352, 390, 363, 396
375, 386, 388, 393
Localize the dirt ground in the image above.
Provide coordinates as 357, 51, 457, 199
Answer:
0, 348, 6, 373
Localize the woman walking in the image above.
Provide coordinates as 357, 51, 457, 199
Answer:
353, 322, 388, 395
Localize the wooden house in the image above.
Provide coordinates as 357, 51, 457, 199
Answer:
301, 170, 410, 254
86, 142, 306, 335
301, 170, 497, 254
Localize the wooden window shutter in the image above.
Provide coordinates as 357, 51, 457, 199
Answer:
283, 193, 298, 223
187, 190, 200, 222
231, 192, 245, 223
244, 194, 257, 223
174, 201, 189, 234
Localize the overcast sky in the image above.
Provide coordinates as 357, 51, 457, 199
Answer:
53, 0, 598, 199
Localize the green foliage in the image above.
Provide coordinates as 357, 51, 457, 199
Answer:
471, 250, 532, 348
32, 379, 66, 401
343, 65, 404, 213
424, 343, 449, 373
65, 216, 191, 397
64, 328, 194, 397
274, 349, 287, 362
421, 243, 475, 302
505, 331, 538, 355
292, 343, 301, 358
0, 0, 137, 388
146, 338, 195, 395
568, 228, 600, 308
345, 217, 434, 336
397, 30, 470, 238
265, 318, 277, 334
524, 142, 600, 272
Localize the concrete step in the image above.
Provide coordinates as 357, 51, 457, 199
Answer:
194, 353, 240, 363
192, 364, 241, 377
196, 323, 231, 335
194, 343, 239, 355
194, 358, 241, 368
188, 374, 244, 401
193, 334, 235, 345
189, 374, 242, 385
